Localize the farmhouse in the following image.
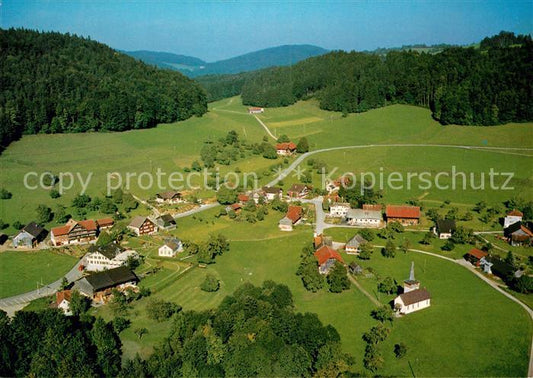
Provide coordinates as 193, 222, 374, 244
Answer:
51, 219, 98, 246
55, 290, 72, 315
346, 209, 382, 227
504, 209, 523, 228
287, 183, 309, 199
349, 261, 363, 275
155, 214, 177, 230
96, 217, 114, 230
261, 186, 283, 201
393, 262, 431, 315
237, 193, 250, 204
85, 243, 139, 271
329, 202, 351, 218
325, 176, 352, 193
314, 233, 333, 249
158, 238, 183, 257
345, 234, 367, 254
155, 191, 182, 204
73, 266, 138, 302
12, 222, 46, 248
386, 205, 420, 226
466, 248, 488, 267
279, 205, 303, 231
128, 216, 157, 236
504, 222, 533, 246
276, 142, 297, 156
434, 219, 456, 239
226, 203, 242, 213
480, 256, 522, 280
314, 245, 344, 275
363, 204, 383, 211
248, 107, 264, 114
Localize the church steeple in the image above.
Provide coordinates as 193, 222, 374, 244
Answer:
403, 261, 420, 293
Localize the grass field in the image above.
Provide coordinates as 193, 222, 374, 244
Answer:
89, 206, 531, 376
0, 250, 77, 298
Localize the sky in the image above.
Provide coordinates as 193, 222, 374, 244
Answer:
2, 0, 532, 62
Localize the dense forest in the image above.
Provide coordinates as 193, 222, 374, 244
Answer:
0, 282, 354, 377
0, 28, 207, 150
201, 32, 533, 126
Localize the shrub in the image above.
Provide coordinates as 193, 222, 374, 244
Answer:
146, 299, 182, 322
200, 274, 220, 292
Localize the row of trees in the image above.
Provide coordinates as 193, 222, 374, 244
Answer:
202, 32, 532, 126
0, 28, 208, 151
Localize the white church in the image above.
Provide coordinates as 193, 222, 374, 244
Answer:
394, 262, 431, 315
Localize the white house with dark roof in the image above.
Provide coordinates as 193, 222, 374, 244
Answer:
12, 222, 46, 248
393, 262, 431, 315
345, 234, 367, 254
329, 202, 351, 218
346, 209, 382, 227
158, 238, 183, 257
434, 219, 456, 239
155, 214, 177, 230
85, 244, 139, 271
504, 209, 523, 229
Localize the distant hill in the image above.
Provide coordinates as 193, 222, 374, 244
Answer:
0, 28, 207, 151
124, 44, 328, 77
122, 50, 206, 71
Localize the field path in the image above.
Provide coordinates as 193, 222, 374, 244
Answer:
347, 274, 381, 307
253, 115, 278, 140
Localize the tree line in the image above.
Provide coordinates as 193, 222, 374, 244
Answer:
0, 28, 208, 151
199, 31, 532, 126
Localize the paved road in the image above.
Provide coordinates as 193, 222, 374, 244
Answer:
0, 256, 87, 316
173, 203, 220, 219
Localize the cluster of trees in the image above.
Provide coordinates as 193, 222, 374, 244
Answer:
182, 233, 230, 264
296, 244, 350, 293
0, 309, 122, 377
205, 32, 532, 126
0, 28, 207, 151
121, 281, 354, 377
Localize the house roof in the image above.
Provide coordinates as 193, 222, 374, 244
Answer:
88, 243, 124, 259
279, 217, 292, 226
386, 205, 420, 219
346, 234, 367, 248
286, 206, 303, 224
156, 191, 181, 200
51, 219, 97, 236
507, 209, 523, 217
249, 107, 263, 111
436, 219, 456, 234
128, 216, 152, 229
231, 203, 242, 211
399, 288, 430, 306
347, 209, 382, 220
363, 204, 383, 211
163, 238, 182, 251
157, 214, 176, 226
314, 234, 324, 248
56, 290, 72, 306
23, 222, 45, 238
349, 261, 363, 271
96, 218, 114, 228
83, 266, 138, 291
314, 245, 344, 266
331, 202, 350, 208
505, 221, 533, 237
262, 186, 282, 194
468, 248, 488, 260
276, 142, 297, 150
238, 193, 250, 202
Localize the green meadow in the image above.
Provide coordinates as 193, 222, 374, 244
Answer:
0, 250, 77, 298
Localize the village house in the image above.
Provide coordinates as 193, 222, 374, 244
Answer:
465, 248, 488, 267
314, 245, 344, 275
325, 176, 352, 193
504, 222, 533, 246
248, 107, 264, 114
279, 205, 303, 231
329, 202, 351, 218
480, 256, 523, 279
158, 238, 183, 257
261, 186, 283, 201
226, 203, 242, 214
128, 216, 157, 236
73, 266, 138, 303
276, 142, 297, 156
51, 219, 98, 247
287, 183, 309, 199
434, 219, 456, 239
155, 191, 183, 204
237, 193, 250, 205
504, 209, 523, 229
348, 261, 363, 275
314, 233, 333, 249
155, 214, 177, 231
386, 205, 421, 226
85, 244, 139, 271
55, 290, 72, 315
393, 262, 431, 315
96, 217, 114, 230
12, 222, 46, 248
346, 209, 382, 227
345, 234, 368, 254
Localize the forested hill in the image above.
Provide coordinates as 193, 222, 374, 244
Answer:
0, 28, 207, 151
203, 32, 533, 126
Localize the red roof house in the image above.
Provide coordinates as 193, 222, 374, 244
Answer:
276, 142, 297, 155
386, 205, 421, 225
286, 205, 303, 224
466, 248, 488, 266
314, 245, 344, 274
